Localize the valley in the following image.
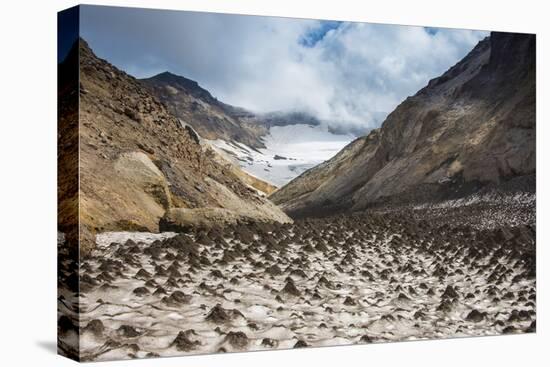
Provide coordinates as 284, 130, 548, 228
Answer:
57, 30, 536, 361
208, 124, 354, 187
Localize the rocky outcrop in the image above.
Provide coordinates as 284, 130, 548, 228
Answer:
271, 32, 535, 218
114, 152, 172, 210
78, 38, 291, 249
159, 208, 251, 232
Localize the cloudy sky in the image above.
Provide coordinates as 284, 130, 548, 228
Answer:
80, 5, 488, 135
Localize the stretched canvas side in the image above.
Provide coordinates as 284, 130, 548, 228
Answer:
57, 5, 81, 361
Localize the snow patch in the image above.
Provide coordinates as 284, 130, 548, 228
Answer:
208, 124, 353, 187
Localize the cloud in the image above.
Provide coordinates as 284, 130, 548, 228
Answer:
80, 5, 488, 135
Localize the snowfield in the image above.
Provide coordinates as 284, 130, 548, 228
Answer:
208, 124, 354, 187
60, 206, 535, 361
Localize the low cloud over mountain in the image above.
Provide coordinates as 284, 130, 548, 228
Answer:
80, 6, 486, 135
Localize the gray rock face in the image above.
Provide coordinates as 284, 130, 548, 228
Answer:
141, 72, 268, 149
270, 32, 535, 218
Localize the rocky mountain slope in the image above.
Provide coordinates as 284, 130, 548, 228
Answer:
271, 32, 535, 218
141, 72, 322, 145
58, 34, 80, 248
141, 71, 359, 189
141, 72, 267, 149
78, 39, 290, 252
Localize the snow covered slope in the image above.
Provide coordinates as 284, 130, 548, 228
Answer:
209, 124, 354, 187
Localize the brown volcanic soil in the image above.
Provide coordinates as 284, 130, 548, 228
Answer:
65, 198, 535, 361
271, 32, 535, 218
78, 39, 289, 252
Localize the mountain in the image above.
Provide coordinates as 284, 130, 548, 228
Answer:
78, 39, 290, 252
250, 110, 321, 128
271, 32, 535, 218
141, 72, 267, 149
142, 71, 356, 188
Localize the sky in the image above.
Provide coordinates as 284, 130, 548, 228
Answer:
58, 6, 79, 63
80, 5, 488, 135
